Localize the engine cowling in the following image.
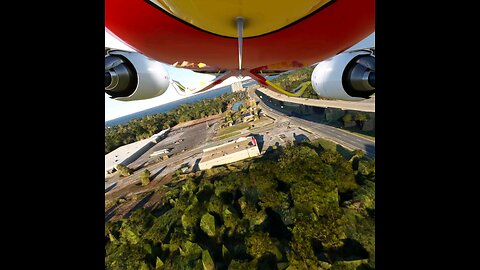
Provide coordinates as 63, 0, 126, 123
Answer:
311, 51, 375, 101
105, 51, 170, 101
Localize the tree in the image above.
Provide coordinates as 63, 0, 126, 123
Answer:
352, 149, 365, 158
342, 113, 353, 123
174, 168, 182, 177
155, 257, 164, 269
207, 194, 224, 214
140, 169, 151, 186
354, 113, 367, 122
202, 250, 215, 270
200, 213, 216, 237
319, 149, 342, 165
358, 159, 375, 177
334, 160, 358, 193
116, 164, 133, 176
245, 232, 282, 260
354, 113, 368, 128
350, 150, 364, 171
258, 190, 289, 211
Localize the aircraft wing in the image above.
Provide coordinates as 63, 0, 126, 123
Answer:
171, 70, 233, 96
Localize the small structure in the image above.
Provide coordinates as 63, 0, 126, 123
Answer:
246, 98, 256, 108
242, 113, 255, 122
220, 120, 234, 128
198, 136, 260, 170
150, 148, 170, 157
231, 81, 244, 92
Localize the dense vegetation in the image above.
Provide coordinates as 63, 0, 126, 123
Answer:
342, 113, 370, 129
270, 67, 323, 99
105, 140, 375, 269
105, 91, 248, 154
116, 164, 133, 176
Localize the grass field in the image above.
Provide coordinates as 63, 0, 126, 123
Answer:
314, 137, 337, 151
340, 127, 375, 141
310, 138, 354, 159
217, 122, 252, 136
215, 131, 242, 141
340, 129, 375, 141
350, 131, 375, 141
217, 117, 273, 136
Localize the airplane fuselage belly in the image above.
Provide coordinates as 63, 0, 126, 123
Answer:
105, 0, 374, 71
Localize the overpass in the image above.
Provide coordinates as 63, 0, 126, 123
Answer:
255, 86, 375, 113
247, 86, 375, 158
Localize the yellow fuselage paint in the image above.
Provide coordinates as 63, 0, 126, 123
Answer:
150, 0, 332, 37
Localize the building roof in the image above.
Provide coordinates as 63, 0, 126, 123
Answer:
105, 128, 169, 172
105, 138, 152, 171
150, 128, 170, 140
200, 136, 258, 163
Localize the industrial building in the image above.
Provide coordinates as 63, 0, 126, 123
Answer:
105, 129, 169, 176
198, 136, 260, 170
105, 139, 154, 176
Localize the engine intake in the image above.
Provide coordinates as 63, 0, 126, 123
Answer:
342, 54, 375, 98
105, 54, 137, 98
312, 51, 375, 101
105, 51, 170, 101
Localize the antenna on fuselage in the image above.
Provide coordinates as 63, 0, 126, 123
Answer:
236, 16, 244, 77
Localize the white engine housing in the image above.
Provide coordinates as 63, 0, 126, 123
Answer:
106, 51, 170, 101
311, 51, 374, 101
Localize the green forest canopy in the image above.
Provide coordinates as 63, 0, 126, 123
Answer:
105, 140, 375, 270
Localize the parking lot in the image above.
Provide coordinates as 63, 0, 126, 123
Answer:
127, 120, 214, 171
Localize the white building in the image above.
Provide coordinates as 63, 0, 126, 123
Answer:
198, 136, 260, 170
105, 128, 169, 176
231, 81, 244, 92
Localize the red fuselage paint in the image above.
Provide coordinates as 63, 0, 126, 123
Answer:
106, 0, 374, 72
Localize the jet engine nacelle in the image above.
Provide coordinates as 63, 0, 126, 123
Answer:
105, 51, 170, 101
311, 51, 375, 101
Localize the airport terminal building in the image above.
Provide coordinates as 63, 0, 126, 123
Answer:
198, 136, 260, 170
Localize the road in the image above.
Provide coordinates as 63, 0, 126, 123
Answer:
248, 87, 375, 158
256, 86, 375, 112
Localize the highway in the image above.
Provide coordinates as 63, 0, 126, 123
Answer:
248, 87, 375, 158
256, 86, 375, 112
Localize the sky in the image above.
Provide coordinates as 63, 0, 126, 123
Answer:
105, 30, 250, 121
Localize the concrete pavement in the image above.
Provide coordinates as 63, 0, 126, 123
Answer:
256, 86, 375, 112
